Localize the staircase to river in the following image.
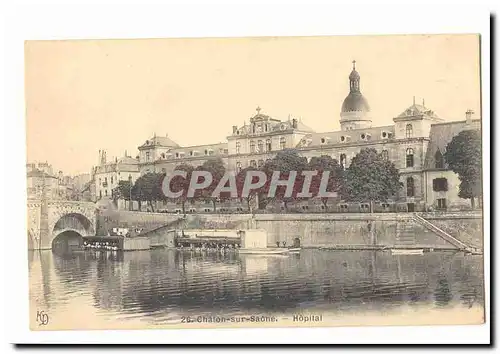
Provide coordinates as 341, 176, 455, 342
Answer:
411, 213, 480, 254
395, 217, 416, 247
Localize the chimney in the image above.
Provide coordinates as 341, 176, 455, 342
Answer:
232, 125, 238, 134
292, 118, 297, 128
466, 109, 474, 125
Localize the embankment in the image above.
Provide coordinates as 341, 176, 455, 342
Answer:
97, 210, 483, 250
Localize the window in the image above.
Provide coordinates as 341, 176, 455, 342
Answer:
175, 152, 179, 158
280, 124, 286, 130
145, 151, 150, 161
111, 176, 113, 184
339, 204, 348, 211
105, 190, 108, 196
433, 178, 448, 192
302, 205, 309, 210
381, 150, 389, 160
406, 148, 414, 167
340, 153, 347, 169
236, 141, 241, 154
340, 136, 346, 142
250, 141, 256, 153
321, 138, 326, 144
382, 131, 387, 138
435, 150, 445, 169
266, 139, 272, 151
250, 160, 257, 168
161, 153, 166, 159
437, 198, 447, 210
189, 151, 194, 156
99, 190, 102, 199
406, 177, 415, 197
257, 140, 264, 152
236, 162, 242, 173
406, 124, 413, 138
361, 133, 366, 140
204, 149, 208, 155
258, 159, 264, 168
265, 124, 268, 132
279, 137, 286, 150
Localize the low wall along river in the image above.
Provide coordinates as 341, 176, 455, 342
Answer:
97, 209, 483, 251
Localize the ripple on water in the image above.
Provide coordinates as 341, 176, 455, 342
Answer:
28, 249, 484, 328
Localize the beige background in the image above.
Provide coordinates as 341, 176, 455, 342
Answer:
25, 34, 480, 174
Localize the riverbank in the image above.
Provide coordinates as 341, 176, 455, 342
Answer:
97, 210, 483, 251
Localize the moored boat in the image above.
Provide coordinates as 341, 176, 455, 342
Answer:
238, 247, 290, 255
391, 249, 424, 255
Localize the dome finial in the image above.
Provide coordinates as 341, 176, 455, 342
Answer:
352, 60, 356, 70
256, 106, 261, 114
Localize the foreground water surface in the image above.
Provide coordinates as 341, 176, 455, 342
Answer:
28, 248, 484, 329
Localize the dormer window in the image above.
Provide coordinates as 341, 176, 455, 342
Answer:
189, 151, 194, 156
237, 130, 240, 135
161, 153, 166, 159
175, 152, 179, 158
387, 132, 393, 138
361, 133, 366, 140
204, 149, 208, 155
146, 140, 150, 145
280, 124, 286, 131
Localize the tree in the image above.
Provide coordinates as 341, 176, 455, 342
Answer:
308, 155, 344, 209
112, 180, 134, 210
168, 163, 195, 215
342, 148, 402, 212
235, 167, 262, 212
262, 149, 308, 211
444, 129, 482, 208
132, 172, 164, 212
197, 157, 226, 211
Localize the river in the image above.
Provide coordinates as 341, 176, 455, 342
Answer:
28, 248, 484, 330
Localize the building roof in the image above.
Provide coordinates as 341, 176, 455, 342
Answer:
138, 135, 180, 149
297, 125, 395, 148
26, 170, 57, 179
396, 103, 442, 120
341, 92, 370, 113
423, 119, 481, 169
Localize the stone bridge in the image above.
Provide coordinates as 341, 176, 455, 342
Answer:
27, 199, 97, 250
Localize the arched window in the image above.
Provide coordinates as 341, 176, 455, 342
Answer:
236, 161, 242, 173
406, 124, 413, 138
257, 159, 264, 168
381, 150, 389, 160
235, 141, 241, 154
266, 139, 272, 151
435, 150, 444, 169
406, 148, 414, 167
340, 153, 347, 169
406, 177, 415, 197
257, 140, 264, 153
250, 140, 256, 153
279, 137, 286, 150
249, 160, 257, 168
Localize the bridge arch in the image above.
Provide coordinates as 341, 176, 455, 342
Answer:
51, 213, 95, 251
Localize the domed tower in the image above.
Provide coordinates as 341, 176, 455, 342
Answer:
340, 61, 372, 131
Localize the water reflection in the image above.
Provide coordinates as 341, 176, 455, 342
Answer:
29, 249, 484, 323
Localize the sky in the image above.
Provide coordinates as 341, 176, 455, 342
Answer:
25, 34, 481, 175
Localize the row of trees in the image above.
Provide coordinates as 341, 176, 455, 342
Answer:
111, 129, 482, 212
112, 148, 404, 213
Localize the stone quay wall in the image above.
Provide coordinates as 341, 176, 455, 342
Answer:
98, 210, 483, 250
